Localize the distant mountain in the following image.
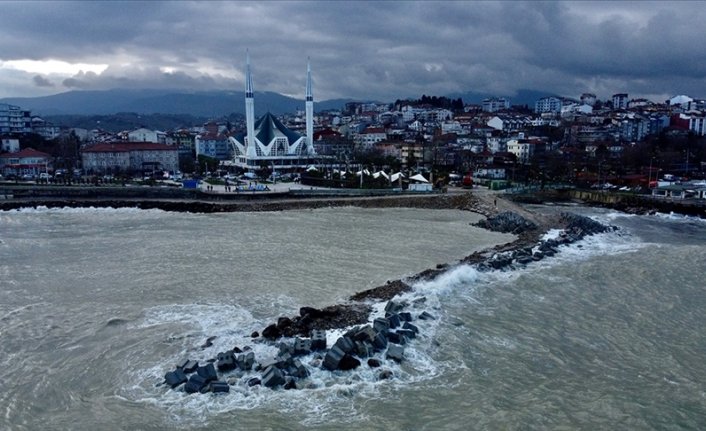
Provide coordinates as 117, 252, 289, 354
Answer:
446, 89, 559, 107
0, 89, 354, 117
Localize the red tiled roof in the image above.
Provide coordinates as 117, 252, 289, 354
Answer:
82, 142, 177, 152
313, 129, 341, 139
362, 127, 386, 134
0, 147, 51, 158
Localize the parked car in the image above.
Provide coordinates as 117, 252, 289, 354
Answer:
39, 173, 51, 180
22, 173, 36, 181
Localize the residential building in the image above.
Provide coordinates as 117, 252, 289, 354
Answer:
612, 93, 629, 110
195, 133, 232, 160
689, 115, 706, 136
0, 103, 31, 134
0, 147, 51, 177
507, 138, 544, 164
81, 142, 179, 175
1, 136, 20, 153
356, 127, 387, 150
313, 129, 354, 158
128, 127, 166, 144
535, 96, 564, 114
482, 97, 510, 113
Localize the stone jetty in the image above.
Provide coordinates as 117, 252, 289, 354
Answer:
162, 298, 436, 393
162, 210, 615, 395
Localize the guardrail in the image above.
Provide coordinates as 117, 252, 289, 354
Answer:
288, 188, 436, 197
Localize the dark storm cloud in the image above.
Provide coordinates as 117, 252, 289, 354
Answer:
1, 1, 705, 101
32, 75, 54, 87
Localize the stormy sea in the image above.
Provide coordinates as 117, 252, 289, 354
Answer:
0, 205, 704, 430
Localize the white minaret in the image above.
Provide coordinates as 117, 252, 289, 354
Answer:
245, 51, 257, 158
305, 58, 315, 155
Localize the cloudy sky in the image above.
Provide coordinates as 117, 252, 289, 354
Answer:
1, 1, 705, 103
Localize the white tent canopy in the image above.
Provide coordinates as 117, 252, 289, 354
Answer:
390, 172, 406, 183
356, 169, 371, 177
409, 173, 429, 183
373, 170, 389, 180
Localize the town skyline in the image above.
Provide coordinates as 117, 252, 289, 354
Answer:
1, 1, 706, 102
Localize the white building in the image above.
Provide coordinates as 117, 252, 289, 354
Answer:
482, 97, 510, 113
356, 127, 387, 150
0, 103, 31, 134
669, 95, 694, 111
128, 128, 166, 144
1, 137, 20, 153
535, 96, 564, 114
689, 115, 706, 136
229, 55, 317, 170
507, 139, 541, 164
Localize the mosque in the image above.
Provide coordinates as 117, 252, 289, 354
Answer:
229, 54, 318, 171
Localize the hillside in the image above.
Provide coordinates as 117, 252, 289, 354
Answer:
0, 89, 353, 117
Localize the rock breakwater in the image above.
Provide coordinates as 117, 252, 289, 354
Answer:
161, 210, 615, 396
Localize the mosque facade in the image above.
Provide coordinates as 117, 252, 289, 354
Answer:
229, 54, 318, 170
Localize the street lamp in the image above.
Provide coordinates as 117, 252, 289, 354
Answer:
648, 157, 654, 190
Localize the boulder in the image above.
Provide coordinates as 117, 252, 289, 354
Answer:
257, 357, 278, 371
196, 363, 218, 383
398, 312, 413, 322
277, 316, 293, 330
333, 336, 355, 354
250, 331, 259, 338
384, 300, 404, 314
387, 331, 407, 345
177, 359, 198, 374
262, 324, 282, 340
386, 313, 401, 329
378, 369, 394, 380
184, 374, 209, 394
367, 358, 382, 368
418, 311, 436, 321
165, 369, 187, 388
353, 325, 376, 343
373, 317, 390, 333
236, 352, 255, 371
277, 342, 294, 356
293, 337, 312, 356
216, 351, 236, 372
397, 328, 416, 339
372, 332, 388, 351
262, 365, 285, 388
287, 359, 310, 379
402, 322, 419, 334
386, 345, 405, 363
355, 341, 373, 358
284, 377, 297, 390
275, 352, 293, 369
247, 377, 261, 387
210, 381, 230, 393
299, 306, 320, 318
338, 354, 361, 371
311, 329, 327, 351
322, 345, 346, 371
